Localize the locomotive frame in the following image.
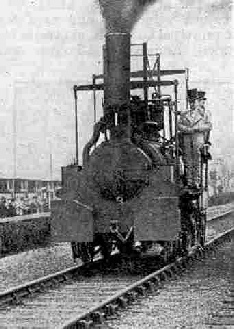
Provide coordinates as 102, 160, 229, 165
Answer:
51, 36, 209, 263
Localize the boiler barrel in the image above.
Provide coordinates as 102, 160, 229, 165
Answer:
104, 32, 131, 112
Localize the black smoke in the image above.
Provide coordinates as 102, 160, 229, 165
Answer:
98, 0, 157, 32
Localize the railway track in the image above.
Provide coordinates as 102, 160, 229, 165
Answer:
0, 211, 233, 329
104, 231, 233, 329
0, 204, 230, 294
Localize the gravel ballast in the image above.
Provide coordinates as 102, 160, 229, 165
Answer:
0, 205, 232, 294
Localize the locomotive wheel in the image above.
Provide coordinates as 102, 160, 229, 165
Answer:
170, 240, 179, 261
98, 236, 113, 261
160, 241, 175, 264
79, 242, 94, 263
198, 213, 206, 247
186, 233, 193, 251
180, 229, 195, 255
100, 243, 112, 260
160, 248, 168, 263
183, 213, 197, 252
117, 240, 135, 256
71, 241, 80, 261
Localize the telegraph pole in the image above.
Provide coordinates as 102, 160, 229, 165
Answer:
50, 152, 53, 181
48, 152, 53, 209
13, 82, 17, 199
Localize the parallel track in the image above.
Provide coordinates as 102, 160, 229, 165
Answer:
0, 211, 233, 328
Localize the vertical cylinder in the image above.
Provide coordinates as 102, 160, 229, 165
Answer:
104, 32, 131, 111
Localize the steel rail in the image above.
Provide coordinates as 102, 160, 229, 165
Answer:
207, 208, 234, 222
0, 254, 119, 307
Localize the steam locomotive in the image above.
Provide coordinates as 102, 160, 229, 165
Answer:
51, 33, 209, 263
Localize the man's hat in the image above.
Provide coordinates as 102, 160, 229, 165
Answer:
187, 88, 198, 101
197, 91, 206, 100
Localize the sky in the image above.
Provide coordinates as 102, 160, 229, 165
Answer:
0, 0, 233, 180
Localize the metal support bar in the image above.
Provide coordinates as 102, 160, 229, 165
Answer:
143, 42, 148, 106
156, 53, 161, 97
73, 85, 79, 165
174, 80, 180, 184
186, 68, 189, 110
169, 102, 173, 139
94, 69, 186, 80
205, 161, 209, 191
92, 75, 97, 149
75, 80, 175, 91
92, 75, 97, 125
200, 156, 204, 205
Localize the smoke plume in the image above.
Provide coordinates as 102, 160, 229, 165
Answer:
98, 0, 157, 32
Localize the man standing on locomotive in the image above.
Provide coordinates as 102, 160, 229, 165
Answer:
178, 89, 212, 188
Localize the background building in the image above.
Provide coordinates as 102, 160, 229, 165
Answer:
0, 177, 60, 203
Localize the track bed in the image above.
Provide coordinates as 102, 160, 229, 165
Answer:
104, 234, 234, 328
0, 208, 233, 328
0, 273, 141, 328
0, 255, 164, 329
0, 204, 231, 293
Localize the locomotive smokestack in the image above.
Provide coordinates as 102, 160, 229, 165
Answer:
104, 32, 131, 112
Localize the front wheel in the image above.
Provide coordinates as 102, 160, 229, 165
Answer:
71, 242, 94, 263
198, 213, 206, 247
96, 235, 113, 261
